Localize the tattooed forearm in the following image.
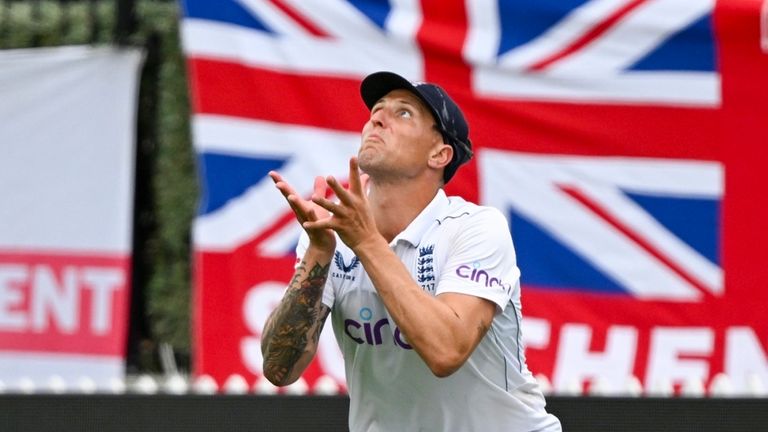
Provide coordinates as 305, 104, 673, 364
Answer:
261, 261, 331, 385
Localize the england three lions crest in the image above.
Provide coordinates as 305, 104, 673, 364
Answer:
418, 245, 435, 293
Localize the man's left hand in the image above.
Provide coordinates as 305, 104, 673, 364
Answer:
303, 157, 380, 251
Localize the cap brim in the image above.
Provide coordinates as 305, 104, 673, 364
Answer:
360, 71, 424, 111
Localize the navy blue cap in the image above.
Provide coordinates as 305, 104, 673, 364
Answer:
360, 71, 473, 183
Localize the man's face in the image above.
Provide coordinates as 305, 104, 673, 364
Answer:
359, 89, 443, 181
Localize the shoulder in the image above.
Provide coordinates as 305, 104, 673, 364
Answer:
440, 196, 509, 230
430, 197, 513, 256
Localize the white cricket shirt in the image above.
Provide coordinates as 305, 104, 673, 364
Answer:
297, 189, 561, 432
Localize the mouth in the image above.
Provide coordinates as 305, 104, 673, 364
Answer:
364, 133, 383, 144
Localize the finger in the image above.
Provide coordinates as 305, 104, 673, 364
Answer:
326, 175, 354, 205
303, 218, 337, 232
270, 173, 319, 224
268, 171, 282, 184
270, 172, 296, 197
305, 207, 318, 222
271, 175, 299, 200
360, 173, 370, 193
312, 195, 344, 216
313, 176, 328, 199
285, 194, 309, 223
273, 182, 293, 201
347, 157, 362, 195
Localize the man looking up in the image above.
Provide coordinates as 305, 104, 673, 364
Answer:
262, 71, 561, 432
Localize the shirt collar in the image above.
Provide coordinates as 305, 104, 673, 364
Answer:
391, 189, 450, 247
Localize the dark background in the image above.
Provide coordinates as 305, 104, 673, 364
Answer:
1, 395, 766, 432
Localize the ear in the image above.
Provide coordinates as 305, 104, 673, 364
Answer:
427, 143, 453, 170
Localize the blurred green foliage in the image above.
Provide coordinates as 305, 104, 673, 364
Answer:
1, 1, 196, 371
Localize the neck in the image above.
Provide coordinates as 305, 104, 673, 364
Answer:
368, 179, 441, 242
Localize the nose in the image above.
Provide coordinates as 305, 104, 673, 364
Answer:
368, 107, 387, 128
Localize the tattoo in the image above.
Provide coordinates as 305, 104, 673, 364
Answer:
262, 261, 331, 385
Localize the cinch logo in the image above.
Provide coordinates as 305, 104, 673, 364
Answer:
332, 251, 360, 281
456, 262, 513, 296
344, 307, 412, 350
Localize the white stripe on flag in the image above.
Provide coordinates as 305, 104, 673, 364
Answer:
551, 0, 715, 74
181, 19, 421, 79
472, 68, 720, 106
494, 0, 629, 69
480, 150, 723, 300
193, 116, 359, 250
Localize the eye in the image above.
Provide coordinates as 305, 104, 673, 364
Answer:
398, 109, 412, 119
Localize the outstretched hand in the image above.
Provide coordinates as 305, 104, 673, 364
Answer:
304, 157, 380, 252
269, 171, 336, 252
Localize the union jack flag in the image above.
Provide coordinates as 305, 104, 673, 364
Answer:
181, 0, 768, 393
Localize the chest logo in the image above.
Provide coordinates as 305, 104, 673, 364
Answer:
417, 244, 435, 293
334, 251, 360, 272
333, 251, 360, 281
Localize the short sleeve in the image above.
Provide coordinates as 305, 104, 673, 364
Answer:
294, 231, 336, 309
436, 208, 520, 313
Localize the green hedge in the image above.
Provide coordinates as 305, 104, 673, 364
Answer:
1, 1, 196, 371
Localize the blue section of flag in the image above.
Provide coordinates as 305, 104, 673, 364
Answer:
496, 0, 590, 57
348, 0, 391, 31
496, 0, 716, 73
181, 0, 273, 33
628, 14, 716, 72
625, 192, 721, 264
509, 210, 627, 293
197, 152, 287, 215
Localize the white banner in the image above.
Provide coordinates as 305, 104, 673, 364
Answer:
0, 46, 144, 391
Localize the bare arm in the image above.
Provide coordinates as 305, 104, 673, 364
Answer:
261, 246, 332, 385
355, 238, 495, 377
261, 172, 336, 386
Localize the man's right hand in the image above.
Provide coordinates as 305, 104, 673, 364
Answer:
264, 171, 335, 386
268, 172, 336, 252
